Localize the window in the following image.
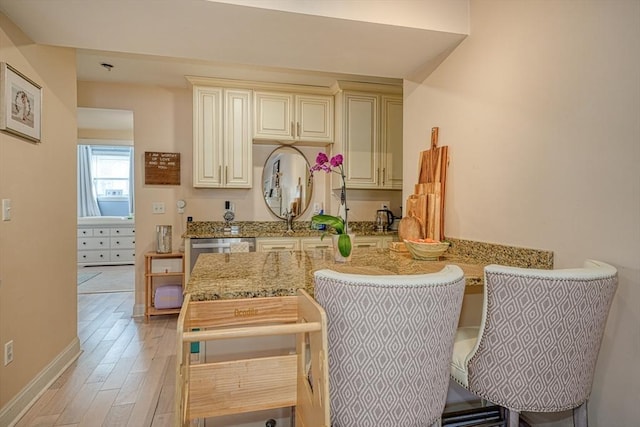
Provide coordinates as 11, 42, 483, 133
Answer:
90, 146, 133, 197
78, 144, 134, 217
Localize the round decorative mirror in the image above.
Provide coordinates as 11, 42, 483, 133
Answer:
262, 146, 313, 219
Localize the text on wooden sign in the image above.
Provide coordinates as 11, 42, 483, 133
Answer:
144, 151, 181, 185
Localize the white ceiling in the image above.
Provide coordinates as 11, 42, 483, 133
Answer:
0, 0, 468, 88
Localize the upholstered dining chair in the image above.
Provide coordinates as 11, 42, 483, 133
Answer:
450, 260, 618, 427
314, 266, 466, 427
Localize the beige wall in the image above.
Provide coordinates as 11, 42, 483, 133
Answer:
404, 0, 640, 424
0, 14, 78, 415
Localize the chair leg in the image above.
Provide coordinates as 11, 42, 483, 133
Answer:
573, 401, 588, 427
506, 408, 519, 427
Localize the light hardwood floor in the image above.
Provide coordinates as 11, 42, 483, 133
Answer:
15, 290, 178, 427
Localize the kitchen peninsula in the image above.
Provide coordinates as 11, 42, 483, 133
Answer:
185, 240, 553, 301
178, 240, 553, 424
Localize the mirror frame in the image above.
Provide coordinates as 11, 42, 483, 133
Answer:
262, 146, 312, 220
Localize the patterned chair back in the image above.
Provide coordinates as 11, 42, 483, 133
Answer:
314, 265, 466, 426
466, 260, 618, 412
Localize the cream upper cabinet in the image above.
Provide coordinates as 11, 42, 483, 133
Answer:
339, 92, 379, 189
335, 86, 402, 190
193, 86, 252, 188
254, 91, 334, 144
380, 95, 403, 190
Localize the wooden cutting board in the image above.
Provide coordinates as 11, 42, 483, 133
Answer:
398, 215, 423, 241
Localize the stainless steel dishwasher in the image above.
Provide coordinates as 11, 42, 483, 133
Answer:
189, 237, 256, 272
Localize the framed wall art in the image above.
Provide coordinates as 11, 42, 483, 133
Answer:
0, 63, 42, 143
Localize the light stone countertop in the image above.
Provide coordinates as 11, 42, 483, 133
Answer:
183, 221, 554, 302
186, 248, 488, 301
183, 220, 397, 239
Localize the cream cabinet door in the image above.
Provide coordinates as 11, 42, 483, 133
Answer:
380, 96, 403, 190
296, 94, 334, 143
223, 89, 252, 188
341, 92, 380, 188
300, 237, 332, 250
193, 86, 224, 187
253, 91, 295, 141
193, 86, 252, 188
254, 91, 334, 143
352, 236, 381, 249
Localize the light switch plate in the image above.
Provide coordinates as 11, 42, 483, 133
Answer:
2, 199, 11, 221
152, 202, 165, 214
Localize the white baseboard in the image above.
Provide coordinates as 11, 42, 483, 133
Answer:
133, 303, 145, 318
0, 337, 81, 427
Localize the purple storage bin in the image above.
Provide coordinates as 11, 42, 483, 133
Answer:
154, 285, 183, 309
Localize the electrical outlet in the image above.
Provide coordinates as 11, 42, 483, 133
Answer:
152, 202, 165, 214
4, 340, 13, 366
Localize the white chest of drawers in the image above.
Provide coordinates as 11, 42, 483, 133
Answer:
77, 219, 135, 265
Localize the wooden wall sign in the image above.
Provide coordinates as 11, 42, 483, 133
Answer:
144, 151, 181, 185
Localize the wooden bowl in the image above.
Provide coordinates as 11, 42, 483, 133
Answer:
403, 240, 450, 260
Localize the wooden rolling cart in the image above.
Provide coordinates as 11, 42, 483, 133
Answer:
144, 251, 185, 321
175, 290, 330, 426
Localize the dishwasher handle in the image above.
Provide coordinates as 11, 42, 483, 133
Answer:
192, 242, 231, 249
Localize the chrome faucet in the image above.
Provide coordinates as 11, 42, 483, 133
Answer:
284, 209, 295, 234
